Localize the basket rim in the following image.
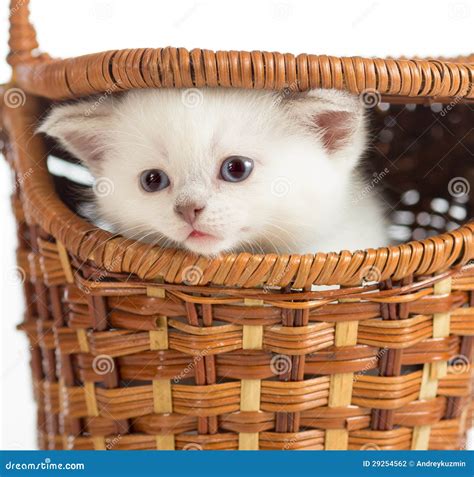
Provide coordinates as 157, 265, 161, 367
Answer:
10, 48, 474, 103
3, 92, 474, 289
6, 1, 474, 103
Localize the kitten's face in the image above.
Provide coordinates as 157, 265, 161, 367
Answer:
40, 88, 366, 256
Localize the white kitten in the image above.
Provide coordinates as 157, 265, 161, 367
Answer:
39, 88, 387, 256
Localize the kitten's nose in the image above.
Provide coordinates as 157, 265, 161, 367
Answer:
175, 203, 205, 225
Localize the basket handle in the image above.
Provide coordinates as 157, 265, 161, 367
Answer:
7, 0, 39, 66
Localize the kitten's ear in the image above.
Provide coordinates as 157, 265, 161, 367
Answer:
285, 89, 367, 165
38, 98, 115, 174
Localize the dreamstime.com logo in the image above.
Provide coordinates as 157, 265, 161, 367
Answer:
449, 354, 471, 374
105, 434, 122, 450
353, 347, 388, 383
173, 347, 210, 383
7, 266, 26, 286
352, 168, 390, 205
12, 167, 34, 192
93, 177, 115, 197
5, 457, 85, 471
272, 82, 298, 106
81, 253, 124, 295
84, 82, 121, 117
448, 177, 470, 199
9, 0, 27, 16
359, 88, 382, 109
92, 354, 115, 375
270, 354, 292, 375
181, 88, 204, 109
181, 265, 204, 285
271, 177, 291, 197
3, 87, 26, 109
359, 265, 382, 284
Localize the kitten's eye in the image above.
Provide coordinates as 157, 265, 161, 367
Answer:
140, 169, 170, 192
220, 156, 254, 182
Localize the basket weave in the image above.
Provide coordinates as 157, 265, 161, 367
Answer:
2, 0, 474, 450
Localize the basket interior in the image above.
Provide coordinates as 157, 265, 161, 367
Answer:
44, 98, 474, 249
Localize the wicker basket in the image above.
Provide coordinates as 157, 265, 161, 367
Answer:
2, 0, 474, 451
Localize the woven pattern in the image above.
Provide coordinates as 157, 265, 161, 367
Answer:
9, 220, 474, 450
12, 48, 474, 103
2, 0, 474, 450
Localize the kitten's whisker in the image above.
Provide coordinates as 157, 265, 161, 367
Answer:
260, 222, 301, 248
258, 230, 288, 255
264, 216, 316, 230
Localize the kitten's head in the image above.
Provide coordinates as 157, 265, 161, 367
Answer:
39, 88, 367, 256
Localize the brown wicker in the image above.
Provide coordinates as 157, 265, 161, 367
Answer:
1, 0, 474, 450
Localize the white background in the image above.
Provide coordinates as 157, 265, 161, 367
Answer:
0, 0, 473, 450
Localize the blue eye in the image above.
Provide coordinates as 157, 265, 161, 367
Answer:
140, 169, 170, 192
220, 156, 254, 182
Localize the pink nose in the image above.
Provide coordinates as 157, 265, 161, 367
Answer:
175, 203, 205, 225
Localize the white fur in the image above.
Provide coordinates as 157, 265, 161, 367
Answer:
39, 88, 387, 256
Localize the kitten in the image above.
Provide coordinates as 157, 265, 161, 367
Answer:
39, 88, 387, 256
